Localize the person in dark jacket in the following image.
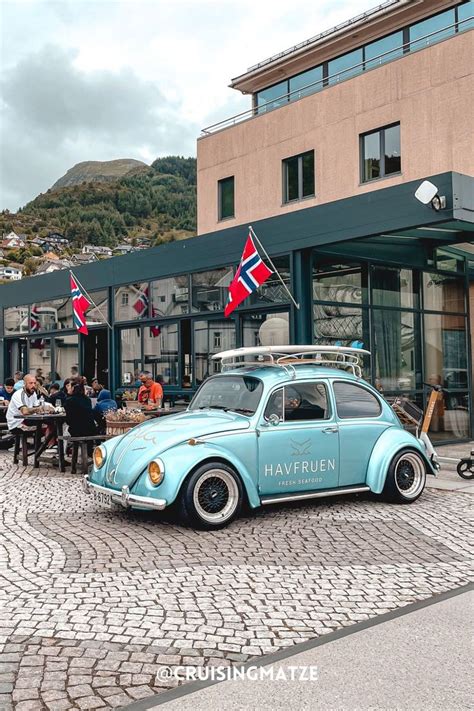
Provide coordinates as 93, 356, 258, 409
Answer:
64, 377, 98, 441
93, 389, 117, 433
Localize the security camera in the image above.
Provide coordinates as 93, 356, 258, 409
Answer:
414, 181, 446, 211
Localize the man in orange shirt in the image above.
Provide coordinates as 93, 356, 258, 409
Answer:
138, 372, 163, 409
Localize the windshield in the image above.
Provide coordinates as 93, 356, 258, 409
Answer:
189, 375, 263, 416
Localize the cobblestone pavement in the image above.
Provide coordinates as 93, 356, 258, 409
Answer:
0, 452, 472, 710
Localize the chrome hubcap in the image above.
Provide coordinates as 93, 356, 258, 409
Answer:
193, 469, 239, 523
395, 453, 425, 498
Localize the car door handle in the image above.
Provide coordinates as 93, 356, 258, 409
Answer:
322, 426, 338, 434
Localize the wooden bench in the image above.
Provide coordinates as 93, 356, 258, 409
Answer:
13, 429, 37, 466
58, 435, 111, 475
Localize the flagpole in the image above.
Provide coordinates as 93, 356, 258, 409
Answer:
69, 270, 112, 330
249, 226, 300, 310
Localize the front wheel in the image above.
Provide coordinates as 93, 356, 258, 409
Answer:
382, 448, 426, 503
457, 458, 474, 480
178, 462, 243, 529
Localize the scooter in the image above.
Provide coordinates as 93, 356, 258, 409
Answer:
457, 451, 474, 480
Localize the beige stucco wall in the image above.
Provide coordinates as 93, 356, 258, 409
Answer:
197, 31, 474, 235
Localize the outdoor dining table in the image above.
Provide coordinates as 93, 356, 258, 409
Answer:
14, 412, 67, 471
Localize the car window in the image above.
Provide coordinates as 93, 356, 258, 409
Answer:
333, 381, 381, 418
189, 375, 263, 416
264, 383, 329, 422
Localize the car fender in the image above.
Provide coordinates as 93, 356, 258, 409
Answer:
366, 427, 436, 494
131, 438, 261, 508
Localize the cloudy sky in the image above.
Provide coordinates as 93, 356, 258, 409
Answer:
1, 0, 379, 211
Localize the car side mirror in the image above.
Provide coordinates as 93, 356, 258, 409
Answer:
268, 413, 280, 426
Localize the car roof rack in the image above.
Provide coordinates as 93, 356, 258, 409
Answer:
212, 345, 370, 378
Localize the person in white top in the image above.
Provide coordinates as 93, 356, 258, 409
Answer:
6, 374, 52, 431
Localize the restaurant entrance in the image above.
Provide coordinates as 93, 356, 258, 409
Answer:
82, 328, 109, 389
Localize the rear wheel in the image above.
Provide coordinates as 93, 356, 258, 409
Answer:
382, 449, 426, 503
178, 462, 243, 529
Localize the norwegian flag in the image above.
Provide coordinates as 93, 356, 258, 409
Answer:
224, 234, 273, 318
30, 305, 41, 332
133, 287, 160, 336
70, 274, 91, 335
133, 286, 150, 316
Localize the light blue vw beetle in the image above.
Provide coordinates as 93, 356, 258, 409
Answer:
84, 346, 438, 529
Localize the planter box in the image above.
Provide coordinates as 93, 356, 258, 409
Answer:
106, 419, 144, 436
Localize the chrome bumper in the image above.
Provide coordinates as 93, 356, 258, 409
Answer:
83, 475, 167, 511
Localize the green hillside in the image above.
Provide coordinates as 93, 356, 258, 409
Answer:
0, 156, 197, 248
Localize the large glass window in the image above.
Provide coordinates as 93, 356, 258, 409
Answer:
191, 268, 233, 313
328, 48, 363, 85
115, 283, 150, 322
242, 311, 290, 348
194, 319, 236, 383
313, 262, 367, 304
372, 266, 417, 309
423, 273, 465, 312
458, 1, 474, 32
218, 176, 235, 220
246, 255, 291, 307
120, 328, 142, 386
143, 322, 179, 385
256, 81, 289, 113
424, 313, 467, 390
3, 306, 29, 334
289, 66, 323, 99
409, 8, 456, 51
54, 334, 79, 384
86, 290, 109, 326
283, 151, 314, 203
314, 303, 369, 349
151, 276, 189, 317
365, 31, 404, 70
374, 310, 419, 391
30, 298, 73, 332
361, 124, 401, 182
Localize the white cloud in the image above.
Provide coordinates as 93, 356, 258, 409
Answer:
0, 0, 379, 210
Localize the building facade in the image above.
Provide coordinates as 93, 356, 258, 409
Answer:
0, 0, 473, 443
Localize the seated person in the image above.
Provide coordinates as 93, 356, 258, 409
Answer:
6, 375, 53, 433
47, 383, 66, 407
93, 389, 117, 434
64, 378, 98, 444
0, 378, 15, 402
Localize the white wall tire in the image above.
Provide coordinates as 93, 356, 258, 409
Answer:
179, 462, 243, 529
382, 448, 426, 503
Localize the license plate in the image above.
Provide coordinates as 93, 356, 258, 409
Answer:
92, 488, 114, 509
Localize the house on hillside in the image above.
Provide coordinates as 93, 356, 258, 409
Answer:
0, 265, 22, 281
1, 232, 26, 249
82, 244, 113, 257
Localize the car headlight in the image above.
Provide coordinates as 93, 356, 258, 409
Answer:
148, 458, 165, 486
93, 445, 106, 469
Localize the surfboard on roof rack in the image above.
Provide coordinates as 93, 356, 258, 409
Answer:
212, 345, 370, 378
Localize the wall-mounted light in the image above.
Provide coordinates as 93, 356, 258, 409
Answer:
414, 180, 446, 211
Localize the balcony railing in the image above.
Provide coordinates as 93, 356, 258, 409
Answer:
201, 15, 472, 136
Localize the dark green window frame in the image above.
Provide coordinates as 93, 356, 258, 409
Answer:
218, 176, 235, 221
282, 150, 315, 203
360, 123, 401, 183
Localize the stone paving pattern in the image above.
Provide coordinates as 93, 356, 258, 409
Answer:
0, 452, 472, 710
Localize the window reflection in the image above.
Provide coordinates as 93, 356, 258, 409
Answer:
151, 276, 189, 317
374, 310, 419, 391
256, 81, 289, 113
246, 256, 291, 306
54, 335, 79, 385
86, 290, 109, 326
242, 312, 289, 347
4, 306, 29, 334
194, 319, 236, 383
191, 268, 233, 312
29, 338, 51, 383
120, 328, 142, 386
143, 322, 179, 385
313, 262, 366, 304
372, 266, 417, 309
115, 283, 150, 322
289, 66, 323, 99
328, 48, 363, 84
423, 273, 465, 312
409, 8, 456, 51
